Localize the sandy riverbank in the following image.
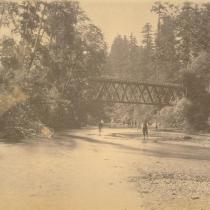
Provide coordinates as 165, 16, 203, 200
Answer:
0, 127, 210, 210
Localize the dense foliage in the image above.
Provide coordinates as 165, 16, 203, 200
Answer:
0, 1, 106, 139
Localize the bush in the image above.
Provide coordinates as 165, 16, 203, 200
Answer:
158, 98, 191, 129
182, 51, 210, 130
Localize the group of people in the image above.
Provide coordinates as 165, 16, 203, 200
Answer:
98, 119, 149, 140
122, 119, 138, 128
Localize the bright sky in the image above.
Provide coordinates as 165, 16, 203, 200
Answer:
80, 0, 209, 47
80, 0, 157, 47
4, 0, 210, 48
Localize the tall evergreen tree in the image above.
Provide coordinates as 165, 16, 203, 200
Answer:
196, 4, 210, 53
128, 34, 141, 79
142, 23, 153, 52
176, 2, 195, 67
109, 35, 130, 79
152, 2, 179, 82
140, 23, 155, 81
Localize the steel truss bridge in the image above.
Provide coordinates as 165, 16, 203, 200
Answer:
90, 78, 186, 106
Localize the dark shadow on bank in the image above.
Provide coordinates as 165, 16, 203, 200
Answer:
51, 133, 77, 149
0, 138, 24, 144
0, 132, 77, 150
108, 131, 210, 143
64, 134, 210, 161
0, 134, 25, 145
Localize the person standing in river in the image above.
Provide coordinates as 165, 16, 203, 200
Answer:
142, 121, 148, 140
98, 119, 104, 136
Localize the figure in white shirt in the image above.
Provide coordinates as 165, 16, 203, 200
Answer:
98, 119, 104, 136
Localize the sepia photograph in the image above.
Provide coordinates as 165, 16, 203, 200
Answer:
0, 0, 210, 209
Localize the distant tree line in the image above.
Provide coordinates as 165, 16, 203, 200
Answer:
107, 1, 210, 131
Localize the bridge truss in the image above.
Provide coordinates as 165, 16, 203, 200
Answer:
91, 78, 185, 106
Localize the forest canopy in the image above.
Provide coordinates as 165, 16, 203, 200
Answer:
0, 0, 107, 139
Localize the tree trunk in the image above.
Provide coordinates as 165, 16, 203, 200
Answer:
28, 4, 47, 71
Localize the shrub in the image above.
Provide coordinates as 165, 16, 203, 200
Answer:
158, 98, 191, 129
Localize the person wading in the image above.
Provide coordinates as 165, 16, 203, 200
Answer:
98, 119, 104, 136
142, 121, 148, 140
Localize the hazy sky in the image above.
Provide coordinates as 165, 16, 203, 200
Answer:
5, 0, 210, 47
80, 1, 157, 47
80, 0, 209, 47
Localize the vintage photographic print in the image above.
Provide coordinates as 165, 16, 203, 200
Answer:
0, 0, 210, 209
